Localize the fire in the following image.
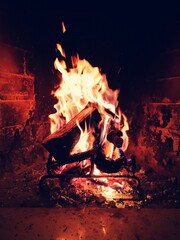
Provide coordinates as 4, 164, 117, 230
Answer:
39, 23, 142, 206
61, 21, 66, 33
49, 22, 129, 173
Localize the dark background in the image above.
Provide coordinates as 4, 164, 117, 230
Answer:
0, 1, 180, 110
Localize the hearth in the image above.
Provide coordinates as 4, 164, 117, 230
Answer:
1, 3, 180, 240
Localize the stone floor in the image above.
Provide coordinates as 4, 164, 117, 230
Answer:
0, 208, 180, 240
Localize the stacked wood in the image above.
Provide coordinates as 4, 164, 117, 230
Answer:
42, 104, 135, 174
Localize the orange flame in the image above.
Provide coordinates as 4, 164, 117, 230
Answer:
56, 43, 66, 58
61, 21, 66, 33
49, 23, 129, 164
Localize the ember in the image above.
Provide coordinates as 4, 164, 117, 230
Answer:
40, 22, 142, 206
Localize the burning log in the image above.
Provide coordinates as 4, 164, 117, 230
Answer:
94, 148, 136, 174
107, 129, 123, 148
93, 146, 126, 173
42, 104, 100, 164
42, 103, 133, 175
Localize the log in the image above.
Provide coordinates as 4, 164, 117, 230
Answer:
42, 104, 100, 163
47, 149, 96, 172
44, 146, 136, 176
42, 103, 133, 174
94, 147, 136, 174
107, 129, 123, 148
94, 149, 127, 173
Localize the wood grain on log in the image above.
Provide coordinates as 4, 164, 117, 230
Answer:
42, 105, 100, 163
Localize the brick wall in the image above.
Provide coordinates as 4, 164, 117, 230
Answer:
0, 43, 49, 173
0, 43, 34, 150
127, 49, 180, 176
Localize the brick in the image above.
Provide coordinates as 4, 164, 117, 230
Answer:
0, 43, 24, 75
146, 103, 180, 154
0, 100, 35, 127
0, 121, 50, 153
0, 125, 24, 152
0, 75, 34, 100
150, 76, 180, 103
147, 103, 180, 130
127, 102, 180, 173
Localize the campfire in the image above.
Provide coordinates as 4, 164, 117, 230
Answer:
40, 23, 143, 207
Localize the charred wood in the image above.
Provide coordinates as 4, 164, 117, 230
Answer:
46, 150, 95, 175
107, 129, 123, 148
94, 149, 127, 173
42, 105, 100, 163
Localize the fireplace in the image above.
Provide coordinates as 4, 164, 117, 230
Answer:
0, 0, 179, 209
0, 3, 180, 240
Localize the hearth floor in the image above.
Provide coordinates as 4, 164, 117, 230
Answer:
0, 161, 48, 207
0, 161, 180, 239
0, 208, 180, 240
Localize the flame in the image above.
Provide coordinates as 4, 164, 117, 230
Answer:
49, 23, 129, 170
56, 43, 66, 58
61, 21, 66, 33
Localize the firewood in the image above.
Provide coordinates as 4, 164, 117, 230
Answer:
107, 129, 123, 148
42, 105, 100, 163
94, 148, 127, 173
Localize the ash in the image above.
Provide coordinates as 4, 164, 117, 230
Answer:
0, 161, 179, 208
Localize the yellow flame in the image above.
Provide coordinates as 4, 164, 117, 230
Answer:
49, 43, 129, 163
121, 113, 129, 151
56, 43, 66, 58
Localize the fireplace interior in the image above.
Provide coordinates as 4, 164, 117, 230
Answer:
0, 1, 180, 239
